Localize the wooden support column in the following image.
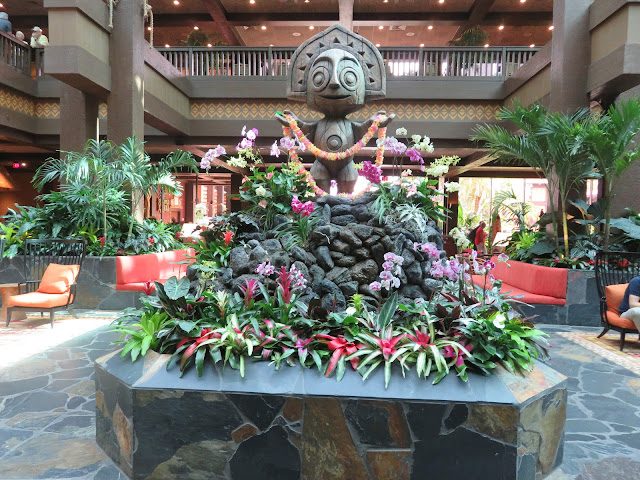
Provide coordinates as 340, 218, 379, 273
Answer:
339, 0, 354, 31
108, 0, 145, 143
550, 0, 593, 113
59, 84, 98, 153
230, 174, 242, 213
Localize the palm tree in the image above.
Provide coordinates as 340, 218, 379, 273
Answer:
575, 98, 640, 249
117, 137, 198, 238
33, 139, 125, 243
472, 102, 595, 258
538, 111, 598, 257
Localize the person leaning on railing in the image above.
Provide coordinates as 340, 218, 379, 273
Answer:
30, 26, 48, 48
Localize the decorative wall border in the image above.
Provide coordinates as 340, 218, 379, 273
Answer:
191, 100, 501, 122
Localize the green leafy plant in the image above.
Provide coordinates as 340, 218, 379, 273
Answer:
575, 98, 640, 249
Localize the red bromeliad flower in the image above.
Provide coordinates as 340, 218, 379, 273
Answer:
148, 237, 155, 245
98, 237, 105, 248
178, 327, 221, 361
224, 231, 234, 246
315, 334, 364, 376
376, 333, 404, 361
443, 342, 472, 367
143, 280, 154, 295
277, 266, 294, 304
240, 278, 259, 307
405, 328, 433, 349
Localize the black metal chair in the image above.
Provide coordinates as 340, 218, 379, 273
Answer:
594, 250, 640, 350
6, 239, 86, 328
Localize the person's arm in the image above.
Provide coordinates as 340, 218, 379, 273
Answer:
629, 295, 640, 308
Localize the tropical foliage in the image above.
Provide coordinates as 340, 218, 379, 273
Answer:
113, 250, 548, 387
472, 99, 640, 265
1, 138, 195, 257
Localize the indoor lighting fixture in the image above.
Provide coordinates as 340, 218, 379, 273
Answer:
549, 25, 554, 30
250, 0, 255, 3
165, 44, 170, 48
406, 32, 415, 37
419, 43, 424, 47
270, 44, 274, 46
147, 26, 151, 31
530, 44, 535, 48
378, 26, 384, 30
173, 0, 179, 5
428, 25, 433, 30
261, 25, 267, 30
207, 43, 213, 47
520, 0, 526, 3
439, 0, 444, 3
194, 26, 199, 30
484, 43, 489, 48
309, 25, 314, 30
305, 0, 310, 3
0, 3, 4, 8
384, 0, 389, 3
498, 25, 504, 30
376, 43, 381, 47
21, 163, 26, 167
292, 32, 301, 37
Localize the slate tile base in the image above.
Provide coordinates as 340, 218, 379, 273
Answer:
95, 353, 567, 480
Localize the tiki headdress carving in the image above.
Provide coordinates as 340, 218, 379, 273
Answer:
287, 23, 387, 106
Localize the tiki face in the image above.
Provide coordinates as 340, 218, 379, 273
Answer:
306, 49, 366, 116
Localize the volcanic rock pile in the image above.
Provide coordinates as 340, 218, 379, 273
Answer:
203, 193, 445, 309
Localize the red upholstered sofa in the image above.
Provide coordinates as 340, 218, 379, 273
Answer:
116, 248, 195, 292
471, 257, 568, 305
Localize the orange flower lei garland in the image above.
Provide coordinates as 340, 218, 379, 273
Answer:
281, 113, 388, 199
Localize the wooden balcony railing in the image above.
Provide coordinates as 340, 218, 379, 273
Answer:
157, 46, 541, 78
0, 31, 31, 75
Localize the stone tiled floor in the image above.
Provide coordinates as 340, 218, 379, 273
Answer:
0, 320, 639, 480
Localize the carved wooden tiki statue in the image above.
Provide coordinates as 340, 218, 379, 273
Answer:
276, 23, 392, 193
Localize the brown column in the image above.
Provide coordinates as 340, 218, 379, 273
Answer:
338, 0, 354, 31
59, 84, 99, 153
107, 0, 145, 143
609, 86, 640, 216
550, 0, 593, 113
230, 174, 242, 213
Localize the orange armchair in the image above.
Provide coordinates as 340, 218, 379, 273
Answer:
5, 239, 85, 328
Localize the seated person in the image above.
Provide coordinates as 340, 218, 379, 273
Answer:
618, 275, 640, 331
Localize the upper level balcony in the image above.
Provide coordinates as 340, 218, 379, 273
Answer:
0, 28, 539, 84
155, 45, 540, 79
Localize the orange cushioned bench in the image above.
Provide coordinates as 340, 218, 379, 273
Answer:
116, 248, 196, 292
472, 257, 568, 305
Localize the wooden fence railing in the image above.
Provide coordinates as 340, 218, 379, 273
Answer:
156, 45, 540, 78
0, 31, 31, 75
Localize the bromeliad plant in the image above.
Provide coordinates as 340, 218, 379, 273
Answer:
114, 240, 549, 387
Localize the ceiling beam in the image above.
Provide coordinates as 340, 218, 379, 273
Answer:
451, 0, 497, 42
224, 12, 551, 27
12, 11, 552, 30
198, 0, 244, 46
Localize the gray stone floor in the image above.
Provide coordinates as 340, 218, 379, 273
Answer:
0, 323, 639, 480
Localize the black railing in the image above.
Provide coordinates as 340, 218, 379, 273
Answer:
157, 45, 541, 78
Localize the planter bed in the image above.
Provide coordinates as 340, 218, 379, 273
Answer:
95, 350, 567, 480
